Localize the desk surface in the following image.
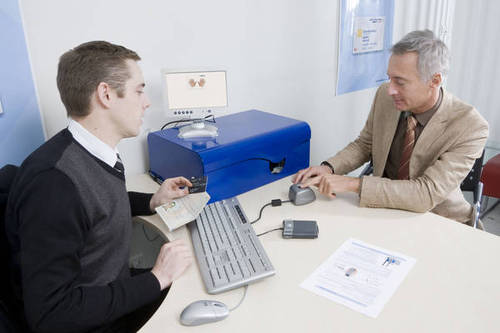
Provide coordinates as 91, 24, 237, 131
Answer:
127, 174, 500, 333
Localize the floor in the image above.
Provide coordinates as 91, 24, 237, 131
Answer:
482, 198, 500, 236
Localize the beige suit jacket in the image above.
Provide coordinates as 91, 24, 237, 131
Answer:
327, 83, 489, 224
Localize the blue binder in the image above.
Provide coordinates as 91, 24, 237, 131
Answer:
148, 110, 311, 203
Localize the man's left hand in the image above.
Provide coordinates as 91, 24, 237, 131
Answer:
301, 174, 361, 198
150, 176, 192, 211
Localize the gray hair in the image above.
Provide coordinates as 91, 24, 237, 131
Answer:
391, 30, 450, 82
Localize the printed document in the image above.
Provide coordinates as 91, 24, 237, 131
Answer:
155, 192, 210, 231
300, 238, 416, 318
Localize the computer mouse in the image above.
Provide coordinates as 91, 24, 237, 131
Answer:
289, 184, 316, 206
180, 300, 229, 326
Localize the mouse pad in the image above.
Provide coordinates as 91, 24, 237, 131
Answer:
188, 176, 207, 194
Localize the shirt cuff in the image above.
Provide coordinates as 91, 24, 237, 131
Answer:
358, 176, 364, 195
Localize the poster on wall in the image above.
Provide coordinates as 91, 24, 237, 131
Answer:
336, 0, 394, 95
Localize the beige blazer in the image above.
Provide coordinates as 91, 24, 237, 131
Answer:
327, 83, 489, 224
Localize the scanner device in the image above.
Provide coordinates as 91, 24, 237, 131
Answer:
180, 300, 229, 326
289, 184, 316, 205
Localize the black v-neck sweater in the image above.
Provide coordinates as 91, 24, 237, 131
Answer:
6, 129, 160, 332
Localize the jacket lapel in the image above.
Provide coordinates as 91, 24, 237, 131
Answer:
373, 102, 400, 176
410, 90, 450, 176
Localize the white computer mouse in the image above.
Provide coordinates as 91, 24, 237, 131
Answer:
180, 300, 229, 326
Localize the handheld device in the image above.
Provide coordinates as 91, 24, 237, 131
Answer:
282, 220, 319, 239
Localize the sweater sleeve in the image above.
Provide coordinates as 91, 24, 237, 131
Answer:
16, 169, 161, 333
128, 191, 154, 216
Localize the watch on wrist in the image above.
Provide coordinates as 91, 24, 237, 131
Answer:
320, 161, 334, 174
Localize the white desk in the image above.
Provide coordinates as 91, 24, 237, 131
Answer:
127, 174, 500, 332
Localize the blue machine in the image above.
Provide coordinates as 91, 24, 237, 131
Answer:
148, 110, 311, 203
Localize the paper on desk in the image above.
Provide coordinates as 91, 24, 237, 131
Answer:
155, 192, 210, 232
300, 238, 416, 318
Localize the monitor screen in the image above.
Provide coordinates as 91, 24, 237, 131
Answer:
162, 70, 228, 118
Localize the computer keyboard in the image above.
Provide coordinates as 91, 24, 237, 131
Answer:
189, 197, 275, 294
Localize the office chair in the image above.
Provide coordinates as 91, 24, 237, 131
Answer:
0, 164, 27, 332
459, 151, 485, 229
480, 153, 500, 219
358, 151, 485, 229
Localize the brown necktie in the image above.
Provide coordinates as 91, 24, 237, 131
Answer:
397, 115, 418, 180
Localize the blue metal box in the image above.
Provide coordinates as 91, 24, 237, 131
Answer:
147, 110, 311, 202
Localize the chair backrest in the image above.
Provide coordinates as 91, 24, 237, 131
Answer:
0, 164, 23, 332
460, 150, 485, 193
0, 164, 19, 222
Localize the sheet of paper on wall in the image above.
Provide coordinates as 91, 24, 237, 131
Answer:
300, 238, 416, 318
353, 16, 385, 54
155, 192, 210, 232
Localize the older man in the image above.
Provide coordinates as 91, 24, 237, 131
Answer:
294, 30, 488, 225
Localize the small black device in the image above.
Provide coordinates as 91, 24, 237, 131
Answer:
188, 176, 207, 194
282, 220, 319, 239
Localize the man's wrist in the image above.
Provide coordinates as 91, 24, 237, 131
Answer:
150, 195, 158, 212
350, 177, 361, 193
320, 161, 334, 174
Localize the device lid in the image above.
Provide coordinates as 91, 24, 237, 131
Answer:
172, 110, 311, 173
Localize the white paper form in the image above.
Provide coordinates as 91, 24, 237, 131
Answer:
300, 238, 416, 318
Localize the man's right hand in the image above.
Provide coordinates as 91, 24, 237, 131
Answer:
151, 239, 193, 290
292, 165, 333, 184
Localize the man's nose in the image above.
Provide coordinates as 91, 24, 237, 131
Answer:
144, 94, 151, 109
387, 82, 397, 96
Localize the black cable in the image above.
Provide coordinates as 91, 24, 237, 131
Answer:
257, 227, 284, 237
250, 199, 291, 224
160, 114, 216, 130
250, 203, 272, 224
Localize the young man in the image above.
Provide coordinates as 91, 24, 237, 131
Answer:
294, 30, 489, 225
6, 41, 193, 332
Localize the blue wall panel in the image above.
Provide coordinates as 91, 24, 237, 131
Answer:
0, 0, 45, 166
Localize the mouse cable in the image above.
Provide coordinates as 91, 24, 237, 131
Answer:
250, 199, 291, 224
228, 285, 249, 312
257, 227, 284, 237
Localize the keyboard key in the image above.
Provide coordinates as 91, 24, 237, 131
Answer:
190, 197, 275, 294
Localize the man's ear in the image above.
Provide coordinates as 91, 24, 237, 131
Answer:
96, 82, 112, 108
430, 73, 442, 88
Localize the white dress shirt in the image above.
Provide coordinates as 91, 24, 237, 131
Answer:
67, 118, 119, 168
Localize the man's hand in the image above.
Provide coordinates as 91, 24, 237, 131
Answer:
301, 174, 361, 198
151, 240, 193, 290
150, 176, 192, 212
292, 165, 333, 184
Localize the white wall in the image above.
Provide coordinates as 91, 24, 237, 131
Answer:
447, 0, 500, 154
21, 0, 463, 176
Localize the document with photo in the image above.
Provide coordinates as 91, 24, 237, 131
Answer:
155, 192, 210, 231
300, 238, 416, 318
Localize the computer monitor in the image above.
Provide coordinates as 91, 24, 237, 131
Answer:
161, 69, 228, 139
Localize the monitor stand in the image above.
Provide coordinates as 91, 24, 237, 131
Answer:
178, 119, 219, 139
